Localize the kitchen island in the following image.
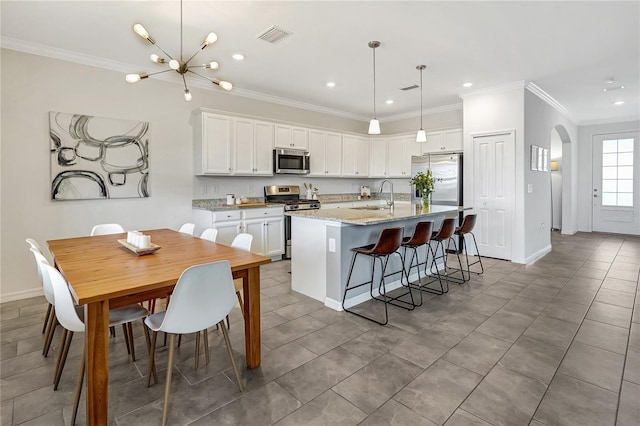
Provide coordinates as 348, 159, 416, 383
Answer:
287, 203, 468, 310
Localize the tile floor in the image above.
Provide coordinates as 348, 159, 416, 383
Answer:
1, 231, 639, 425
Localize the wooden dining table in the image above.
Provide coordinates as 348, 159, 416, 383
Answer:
47, 228, 271, 425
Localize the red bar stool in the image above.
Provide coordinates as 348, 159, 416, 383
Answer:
342, 227, 416, 325
430, 217, 465, 288
448, 214, 484, 281
401, 221, 446, 300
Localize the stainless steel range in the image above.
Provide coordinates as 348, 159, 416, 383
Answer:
264, 185, 320, 259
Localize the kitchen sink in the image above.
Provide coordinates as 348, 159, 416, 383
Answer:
350, 205, 390, 211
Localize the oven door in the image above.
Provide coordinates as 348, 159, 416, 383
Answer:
273, 149, 310, 174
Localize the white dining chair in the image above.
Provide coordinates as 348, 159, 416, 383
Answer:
178, 223, 195, 235
25, 237, 43, 253
145, 261, 243, 426
90, 223, 125, 236
41, 261, 150, 425
200, 228, 218, 242
27, 246, 57, 356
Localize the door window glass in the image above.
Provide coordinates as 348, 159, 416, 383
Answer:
601, 138, 634, 207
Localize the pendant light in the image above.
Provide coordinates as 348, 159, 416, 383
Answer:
368, 41, 381, 135
416, 65, 427, 142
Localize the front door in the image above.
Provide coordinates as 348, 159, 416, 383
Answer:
592, 132, 640, 235
473, 132, 515, 260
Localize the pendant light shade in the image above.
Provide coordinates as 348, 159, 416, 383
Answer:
368, 41, 381, 135
416, 65, 427, 142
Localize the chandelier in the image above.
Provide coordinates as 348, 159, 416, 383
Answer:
125, 0, 232, 101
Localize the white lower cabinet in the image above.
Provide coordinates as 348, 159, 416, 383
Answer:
192, 207, 284, 257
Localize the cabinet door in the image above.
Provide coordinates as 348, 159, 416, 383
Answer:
324, 132, 343, 176
341, 135, 357, 176
308, 130, 326, 176
386, 136, 405, 177
403, 135, 422, 176
201, 114, 232, 174
291, 127, 309, 149
443, 129, 463, 151
254, 121, 274, 175
354, 137, 370, 176
233, 118, 255, 175
213, 221, 241, 245
369, 138, 387, 177
243, 219, 265, 255
274, 124, 292, 148
264, 216, 285, 256
423, 131, 444, 153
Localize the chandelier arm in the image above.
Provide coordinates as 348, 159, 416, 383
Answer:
147, 69, 175, 77
181, 74, 189, 91
187, 69, 219, 84
183, 48, 205, 67
152, 43, 176, 61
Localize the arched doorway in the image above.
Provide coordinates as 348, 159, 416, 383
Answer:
550, 124, 572, 234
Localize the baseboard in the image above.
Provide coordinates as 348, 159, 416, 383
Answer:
0, 287, 44, 304
525, 244, 552, 264
324, 297, 343, 311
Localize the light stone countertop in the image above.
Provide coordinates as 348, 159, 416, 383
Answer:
285, 204, 467, 225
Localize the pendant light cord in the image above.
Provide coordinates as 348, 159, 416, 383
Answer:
372, 46, 377, 119
420, 68, 423, 129
180, 0, 183, 60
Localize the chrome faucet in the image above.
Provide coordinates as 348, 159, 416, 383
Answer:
379, 179, 394, 210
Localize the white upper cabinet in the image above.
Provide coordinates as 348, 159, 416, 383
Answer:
274, 124, 309, 149
422, 128, 463, 153
342, 135, 369, 177
194, 113, 232, 175
309, 130, 342, 176
232, 118, 274, 175
369, 138, 387, 178
385, 136, 421, 177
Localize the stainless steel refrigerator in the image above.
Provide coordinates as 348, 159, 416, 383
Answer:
411, 153, 463, 206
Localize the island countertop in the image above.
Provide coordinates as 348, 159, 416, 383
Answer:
286, 204, 467, 225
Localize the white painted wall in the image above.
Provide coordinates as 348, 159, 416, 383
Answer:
577, 120, 640, 232
461, 83, 525, 262
550, 129, 563, 230
523, 91, 578, 259
0, 49, 462, 301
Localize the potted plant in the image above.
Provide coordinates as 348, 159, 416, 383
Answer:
409, 169, 434, 208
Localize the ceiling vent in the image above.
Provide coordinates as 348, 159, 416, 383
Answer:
400, 84, 419, 91
257, 26, 292, 44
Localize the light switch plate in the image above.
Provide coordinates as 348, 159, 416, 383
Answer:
527, 184, 533, 193
328, 238, 336, 252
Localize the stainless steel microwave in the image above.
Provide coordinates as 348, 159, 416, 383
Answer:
273, 148, 310, 174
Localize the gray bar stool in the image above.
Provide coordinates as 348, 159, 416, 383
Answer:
448, 214, 484, 281
342, 227, 416, 325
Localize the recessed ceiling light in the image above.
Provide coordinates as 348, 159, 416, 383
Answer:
463, 82, 473, 88
385, 100, 394, 104
232, 53, 245, 61
614, 100, 625, 105
326, 82, 336, 88
604, 77, 615, 84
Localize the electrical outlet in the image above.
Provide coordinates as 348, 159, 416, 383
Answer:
248, 184, 255, 194
527, 184, 533, 193
210, 185, 219, 194
201, 186, 208, 195
328, 238, 336, 252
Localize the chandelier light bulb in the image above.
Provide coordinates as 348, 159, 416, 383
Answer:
150, 54, 165, 64
205, 61, 219, 69
184, 90, 192, 101
219, 80, 233, 91
133, 24, 150, 40
203, 32, 218, 47
416, 129, 427, 143
169, 59, 180, 70
125, 73, 144, 83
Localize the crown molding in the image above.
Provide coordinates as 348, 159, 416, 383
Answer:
577, 115, 640, 127
526, 81, 572, 121
1, 37, 370, 121
458, 80, 526, 99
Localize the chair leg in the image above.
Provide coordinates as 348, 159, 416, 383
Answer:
194, 331, 201, 369
110, 326, 115, 338
236, 290, 245, 319
43, 311, 58, 357
71, 343, 86, 425
122, 324, 131, 355
147, 331, 158, 387
161, 334, 176, 426
54, 330, 73, 390
470, 232, 485, 275
219, 320, 244, 392
204, 329, 210, 365
128, 322, 136, 362
42, 303, 52, 334
52, 328, 67, 385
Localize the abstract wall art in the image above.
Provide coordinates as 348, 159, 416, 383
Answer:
49, 112, 150, 200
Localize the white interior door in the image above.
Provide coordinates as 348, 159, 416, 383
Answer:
473, 132, 514, 260
592, 132, 640, 235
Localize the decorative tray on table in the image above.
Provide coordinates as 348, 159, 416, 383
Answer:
117, 239, 161, 256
